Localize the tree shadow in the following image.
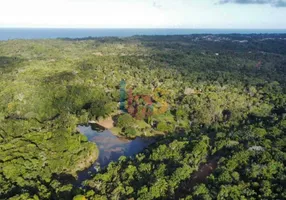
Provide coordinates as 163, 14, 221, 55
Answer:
0, 56, 25, 73
49, 173, 77, 200
51, 173, 77, 185
42, 71, 77, 84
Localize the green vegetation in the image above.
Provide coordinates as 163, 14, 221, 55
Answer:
0, 34, 285, 199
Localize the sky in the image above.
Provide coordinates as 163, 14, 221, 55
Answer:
0, 0, 286, 29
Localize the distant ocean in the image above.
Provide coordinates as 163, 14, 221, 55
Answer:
0, 28, 286, 40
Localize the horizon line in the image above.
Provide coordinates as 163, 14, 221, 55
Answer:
1, 27, 286, 30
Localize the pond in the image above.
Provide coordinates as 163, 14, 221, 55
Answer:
76, 124, 154, 183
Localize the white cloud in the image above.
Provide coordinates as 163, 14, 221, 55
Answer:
0, 0, 285, 28
0, 0, 169, 28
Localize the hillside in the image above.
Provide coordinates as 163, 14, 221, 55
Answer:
0, 34, 286, 199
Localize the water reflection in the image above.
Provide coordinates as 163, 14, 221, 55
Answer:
76, 125, 154, 183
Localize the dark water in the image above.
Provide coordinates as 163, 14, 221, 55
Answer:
76, 125, 153, 183
1, 28, 286, 40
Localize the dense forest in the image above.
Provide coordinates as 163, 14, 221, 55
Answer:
0, 34, 286, 199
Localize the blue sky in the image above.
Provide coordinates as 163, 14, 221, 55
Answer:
0, 0, 286, 28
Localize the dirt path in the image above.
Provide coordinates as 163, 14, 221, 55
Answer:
175, 157, 219, 198
188, 158, 218, 188
96, 116, 114, 129
89, 110, 124, 129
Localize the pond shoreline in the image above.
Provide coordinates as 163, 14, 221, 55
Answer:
74, 147, 99, 175
75, 124, 155, 185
